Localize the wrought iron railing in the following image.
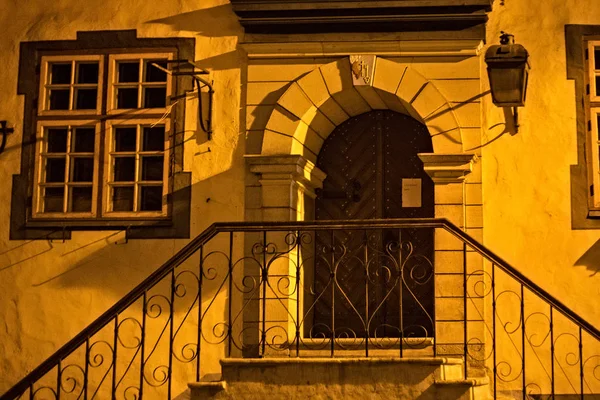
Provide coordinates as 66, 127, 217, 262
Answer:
1, 219, 599, 399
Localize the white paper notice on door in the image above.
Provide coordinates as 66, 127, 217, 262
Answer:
402, 178, 422, 208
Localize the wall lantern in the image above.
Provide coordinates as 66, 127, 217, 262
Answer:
485, 32, 530, 131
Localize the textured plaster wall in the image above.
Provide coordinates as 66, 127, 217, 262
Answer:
483, 1, 600, 326
0, 0, 244, 394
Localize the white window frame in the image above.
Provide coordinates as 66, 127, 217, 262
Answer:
32, 51, 175, 220
32, 120, 101, 218
588, 41, 600, 210
38, 55, 104, 116
103, 119, 171, 218
107, 53, 174, 115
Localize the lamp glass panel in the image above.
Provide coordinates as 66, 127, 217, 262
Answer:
489, 67, 526, 105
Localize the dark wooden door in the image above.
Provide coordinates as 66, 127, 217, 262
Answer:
313, 110, 435, 339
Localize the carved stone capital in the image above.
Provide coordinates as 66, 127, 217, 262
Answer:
245, 154, 326, 197
418, 153, 478, 184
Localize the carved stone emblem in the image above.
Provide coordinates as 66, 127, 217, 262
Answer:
349, 55, 376, 86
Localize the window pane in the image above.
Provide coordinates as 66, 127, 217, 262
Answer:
47, 128, 68, 153
45, 158, 66, 182
73, 128, 95, 153
114, 127, 137, 151
595, 48, 600, 70
75, 88, 97, 109
143, 126, 165, 151
118, 62, 139, 83
117, 88, 139, 109
71, 187, 93, 212
76, 62, 99, 84
596, 76, 600, 97
71, 157, 94, 182
143, 87, 166, 108
112, 186, 134, 211
140, 186, 162, 211
145, 61, 167, 82
44, 187, 64, 212
49, 89, 70, 110
141, 156, 163, 181
50, 63, 72, 84
113, 157, 135, 181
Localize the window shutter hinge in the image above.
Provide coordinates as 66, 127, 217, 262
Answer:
591, 185, 595, 197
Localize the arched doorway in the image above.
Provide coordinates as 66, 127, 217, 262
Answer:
312, 110, 435, 339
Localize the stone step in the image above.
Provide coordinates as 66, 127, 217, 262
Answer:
189, 357, 489, 400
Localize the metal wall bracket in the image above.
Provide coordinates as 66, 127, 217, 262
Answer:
153, 60, 215, 140
0, 120, 14, 154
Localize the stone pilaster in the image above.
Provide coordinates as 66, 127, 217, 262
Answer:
243, 155, 326, 356
418, 153, 482, 361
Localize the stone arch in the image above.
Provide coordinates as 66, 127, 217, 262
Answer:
261, 57, 464, 162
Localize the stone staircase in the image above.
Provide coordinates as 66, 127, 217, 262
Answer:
189, 357, 490, 400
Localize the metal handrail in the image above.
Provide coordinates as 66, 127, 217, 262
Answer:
2, 217, 599, 399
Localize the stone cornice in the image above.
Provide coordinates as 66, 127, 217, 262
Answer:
241, 39, 483, 58
418, 153, 478, 183
231, 0, 491, 35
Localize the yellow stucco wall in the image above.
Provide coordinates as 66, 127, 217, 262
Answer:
483, 1, 600, 327
0, 0, 245, 394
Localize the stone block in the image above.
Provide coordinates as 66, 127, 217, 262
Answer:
465, 228, 483, 243
433, 79, 481, 103
373, 88, 411, 115
277, 82, 314, 120
435, 205, 464, 226
247, 81, 290, 105
408, 56, 480, 80
248, 59, 325, 83
434, 250, 463, 274
461, 127, 482, 153
465, 160, 482, 183
431, 128, 463, 154
246, 105, 274, 131
355, 85, 388, 110
245, 185, 262, 209
412, 83, 448, 120
465, 206, 483, 229
260, 183, 293, 208
451, 102, 481, 128
297, 68, 330, 106
263, 207, 295, 222
396, 67, 428, 103
262, 129, 294, 155
318, 98, 350, 125
294, 122, 324, 155
332, 88, 371, 116
424, 106, 460, 136
265, 106, 301, 135
434, 183, 464, 205
320, 57, 354, 94
465, 183, 482, 205
372, 58, 405, 94
435, 229, 464, 251
301, 107, 335, 138
435, 274, 464, 298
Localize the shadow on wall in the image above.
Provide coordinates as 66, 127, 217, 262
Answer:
574, 239, 600, 276
146, 4, 243, 39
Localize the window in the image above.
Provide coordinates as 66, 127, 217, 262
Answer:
587, 41, 600, 212
11, 31, 194, 240
33, 53, 172, 220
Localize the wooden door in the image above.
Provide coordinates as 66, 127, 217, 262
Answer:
313, 110, 435, 339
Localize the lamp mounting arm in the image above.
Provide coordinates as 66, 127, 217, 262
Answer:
0, 120, 14, 155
